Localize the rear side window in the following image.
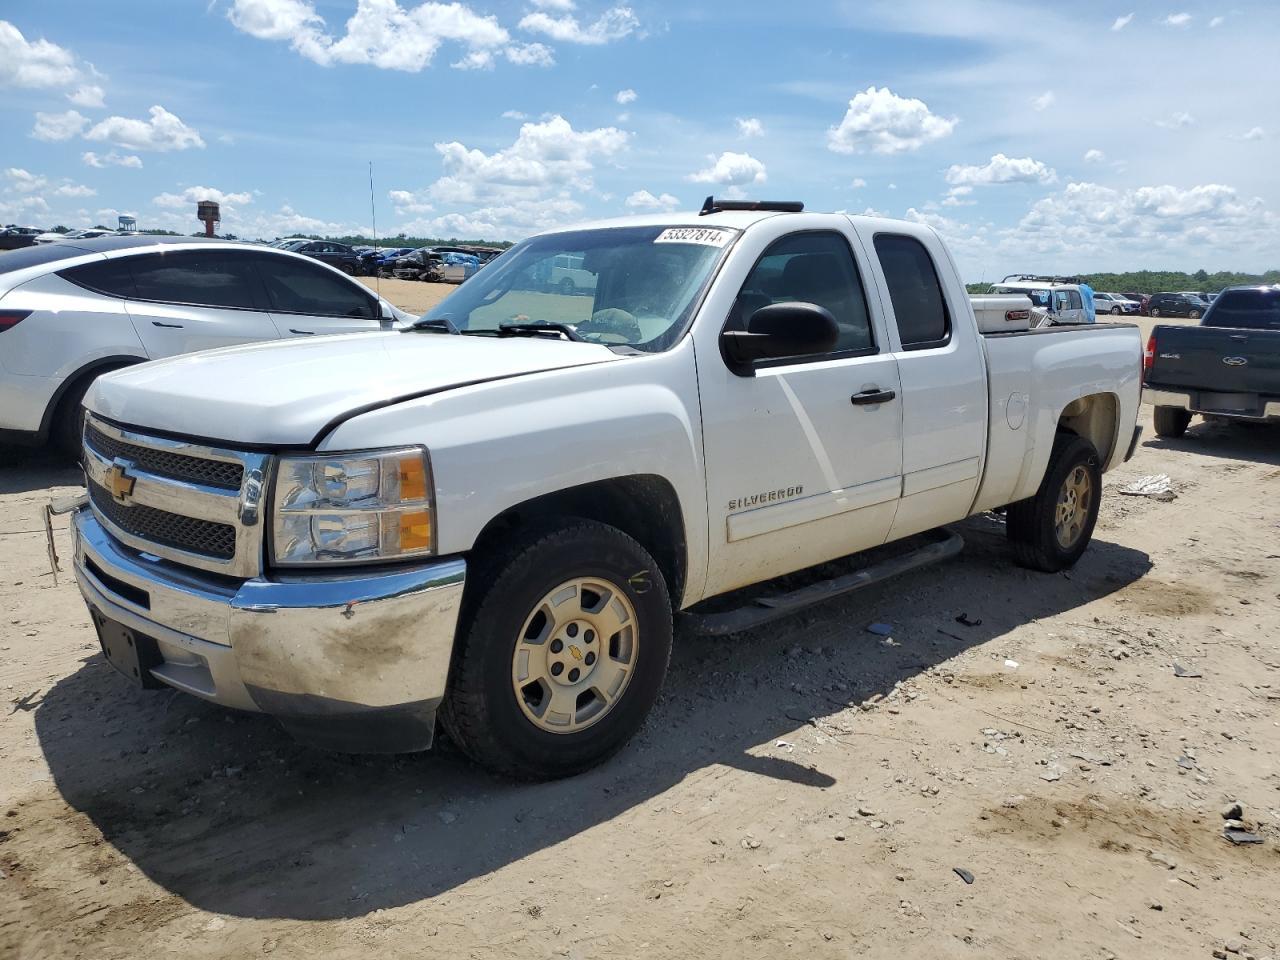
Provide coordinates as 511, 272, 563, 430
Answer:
254, 253, 376, 319
728, 231, 874, 355
61, 258, 138, 298
129, 251, 265, 310
873, 234, 950, 350
0, 243, 96, 274
1207, 290, 1280, 330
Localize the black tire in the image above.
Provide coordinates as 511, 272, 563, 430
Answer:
338, 262, 355, 276
441, 519, 673, 780
51, 374, 99, 458
1189, 309, 1201, 320
1110, 306, 1121, 315
1153, 405, 1192, 438
559, 277, 575, 295
1005, 433, 1102, 573
1150, 307, 1161, 318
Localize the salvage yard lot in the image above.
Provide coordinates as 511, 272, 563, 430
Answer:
2, 307, 1278, 959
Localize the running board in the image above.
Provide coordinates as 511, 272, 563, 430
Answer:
681, 528, 965, 637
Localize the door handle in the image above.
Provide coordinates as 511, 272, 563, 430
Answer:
851, 388, 896, 406
152, 321, 184, 328
289, 328, 315, 335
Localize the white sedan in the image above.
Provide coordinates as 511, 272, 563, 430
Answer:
0, 236, 414, 452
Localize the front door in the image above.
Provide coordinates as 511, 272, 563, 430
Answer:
250, 252, 383, 336
694, 223, 904, 598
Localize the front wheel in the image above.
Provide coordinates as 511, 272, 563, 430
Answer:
1153, 405, 1192, 438
1189, 309, 1201, 320
1110, 306, 1121, 315
559, 277, 576, 295
1150, 307, 1161, 318
1006, 433, 1102, 573
441, 520, 672, 779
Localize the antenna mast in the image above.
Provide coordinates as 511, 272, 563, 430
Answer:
368, 161, 381, 298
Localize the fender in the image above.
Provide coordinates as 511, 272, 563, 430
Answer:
35, 354, 145, 442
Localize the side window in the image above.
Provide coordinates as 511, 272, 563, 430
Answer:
128, 251, 265, 310
60, 257, 139, 298
728, 231, 874, 355
872, 234, 950, 350
1068, 290, 1083, 310
254, 253, 377, 319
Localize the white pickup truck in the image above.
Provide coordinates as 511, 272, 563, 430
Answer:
69, 200, 1143, 778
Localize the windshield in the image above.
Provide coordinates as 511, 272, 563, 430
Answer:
1205, 289, 1280, 330
421, 225, 737, 351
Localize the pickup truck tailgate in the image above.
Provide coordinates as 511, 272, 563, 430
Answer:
1148, 324, 1280, 398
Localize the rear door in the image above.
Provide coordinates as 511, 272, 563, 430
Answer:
695, 222, 904, 597
251, 251, 382, 336
121, 249, 281, 357
863, 230, 988, 541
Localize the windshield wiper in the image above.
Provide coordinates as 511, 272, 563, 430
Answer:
497, 321, 585, 342
410, 317, 461, 334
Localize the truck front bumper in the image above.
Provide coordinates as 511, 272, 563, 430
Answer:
1144, 387, 1280, 421
72, 508, 466, 753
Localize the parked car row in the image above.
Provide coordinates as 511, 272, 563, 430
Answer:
0, 225, 43, 251
0, 236, 414, 452
386, 245, 502, 283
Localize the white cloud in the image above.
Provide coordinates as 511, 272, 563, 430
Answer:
429, 115, 628, 204
941, 186, 975, 207
625, 189, 679, 211
32, 109, 88, 142
85, 105, 205, 151
735, 117, 764, 138
518, 6, 639, 45
615, 88, 637, 105
1111, 13, 1134, 30
389, 188, 434, 214
1032, 90, 1055, 111
1162, 12, 1192, 27
945, 153, 1057, 187
501, 109, 528, 120
1083, 148, 1106, 163
0, 20, 81, 88
153, 186, 253, 209
1241, 126, 1265, 141
404, 196, 585, 240
4, 168, 47, 193
54, 183, 96, 198
1209, 15, 1224, 26
686, 151, 767, 186
228, 0, 513, 72
530, 0, 575, 8
827, 86, 956, 155
850, 177, 867, 189
1154, 111, 1195, 129
67, 84, 105, 108
504, 42, 554, 66
82, 151, 143, 169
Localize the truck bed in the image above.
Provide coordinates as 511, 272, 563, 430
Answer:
1146, 324, 1280, 411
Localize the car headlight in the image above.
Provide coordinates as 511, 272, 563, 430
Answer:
271, 448, 434, 565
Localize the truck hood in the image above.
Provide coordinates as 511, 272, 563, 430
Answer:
87, 331, 622, 446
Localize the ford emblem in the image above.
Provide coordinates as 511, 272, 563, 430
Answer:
1222, 356, 1248, 366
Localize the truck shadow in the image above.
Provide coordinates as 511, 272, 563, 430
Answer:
0, 446, 81, 494
1142, 418, 1280, 467
30, 516, 1151, 921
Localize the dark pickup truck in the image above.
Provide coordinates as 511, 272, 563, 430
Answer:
1144, 284, 1280, 437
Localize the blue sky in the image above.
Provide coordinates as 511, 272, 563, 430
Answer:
2, 0, 1277, 280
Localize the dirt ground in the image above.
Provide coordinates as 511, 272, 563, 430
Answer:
2, 305, 1278, 960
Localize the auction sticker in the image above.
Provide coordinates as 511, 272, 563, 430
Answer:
654, 227, 736, 247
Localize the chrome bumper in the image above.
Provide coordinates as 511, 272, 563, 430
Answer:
1144, 387, 1280, 421
73, 509, 466, 752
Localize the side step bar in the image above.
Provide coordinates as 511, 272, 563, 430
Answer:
681, 528, 965, 637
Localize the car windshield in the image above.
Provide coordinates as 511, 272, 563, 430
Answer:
1205, 289, 1280, 330
420, 225, 737, 351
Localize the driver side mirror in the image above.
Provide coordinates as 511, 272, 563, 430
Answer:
720, 302, 839, 374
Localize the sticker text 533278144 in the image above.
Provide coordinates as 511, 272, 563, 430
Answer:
654, 227, 735, 247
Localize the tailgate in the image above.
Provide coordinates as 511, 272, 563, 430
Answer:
1148, 324, 1280, 396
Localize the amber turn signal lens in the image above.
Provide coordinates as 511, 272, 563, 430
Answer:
398, 510, 432, 551
398, 457, 428, 502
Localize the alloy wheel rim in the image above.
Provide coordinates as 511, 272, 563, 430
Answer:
1054, 465, 1093, 549
510, 577, 638, 734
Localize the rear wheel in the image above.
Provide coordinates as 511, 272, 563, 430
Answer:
1110, 306, 1121, 315
1188, 309, 1201, 320
1006, 433, 1102, 572
1150, 307, 1161, 318
51, 366, 129, 458
1153, 405, 1192, 438
441, 520, 672, 779
559, 277, 576, 295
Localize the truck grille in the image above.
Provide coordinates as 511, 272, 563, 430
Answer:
89, 483, 236, 560
82, 416, 270, 578
85, 423, 244, 490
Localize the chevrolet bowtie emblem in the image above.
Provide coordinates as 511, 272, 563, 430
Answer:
568, 644, 584, 662
106, 461, 136, 504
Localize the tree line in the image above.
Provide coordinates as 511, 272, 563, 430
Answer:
967, 268, 1280, 295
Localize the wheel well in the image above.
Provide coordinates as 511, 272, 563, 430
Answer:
1056, 393, 1119, 465
39, 357, 141, 439
470, 475, 688, 605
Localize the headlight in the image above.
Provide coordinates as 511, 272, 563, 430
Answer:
271, 447, 434, 565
